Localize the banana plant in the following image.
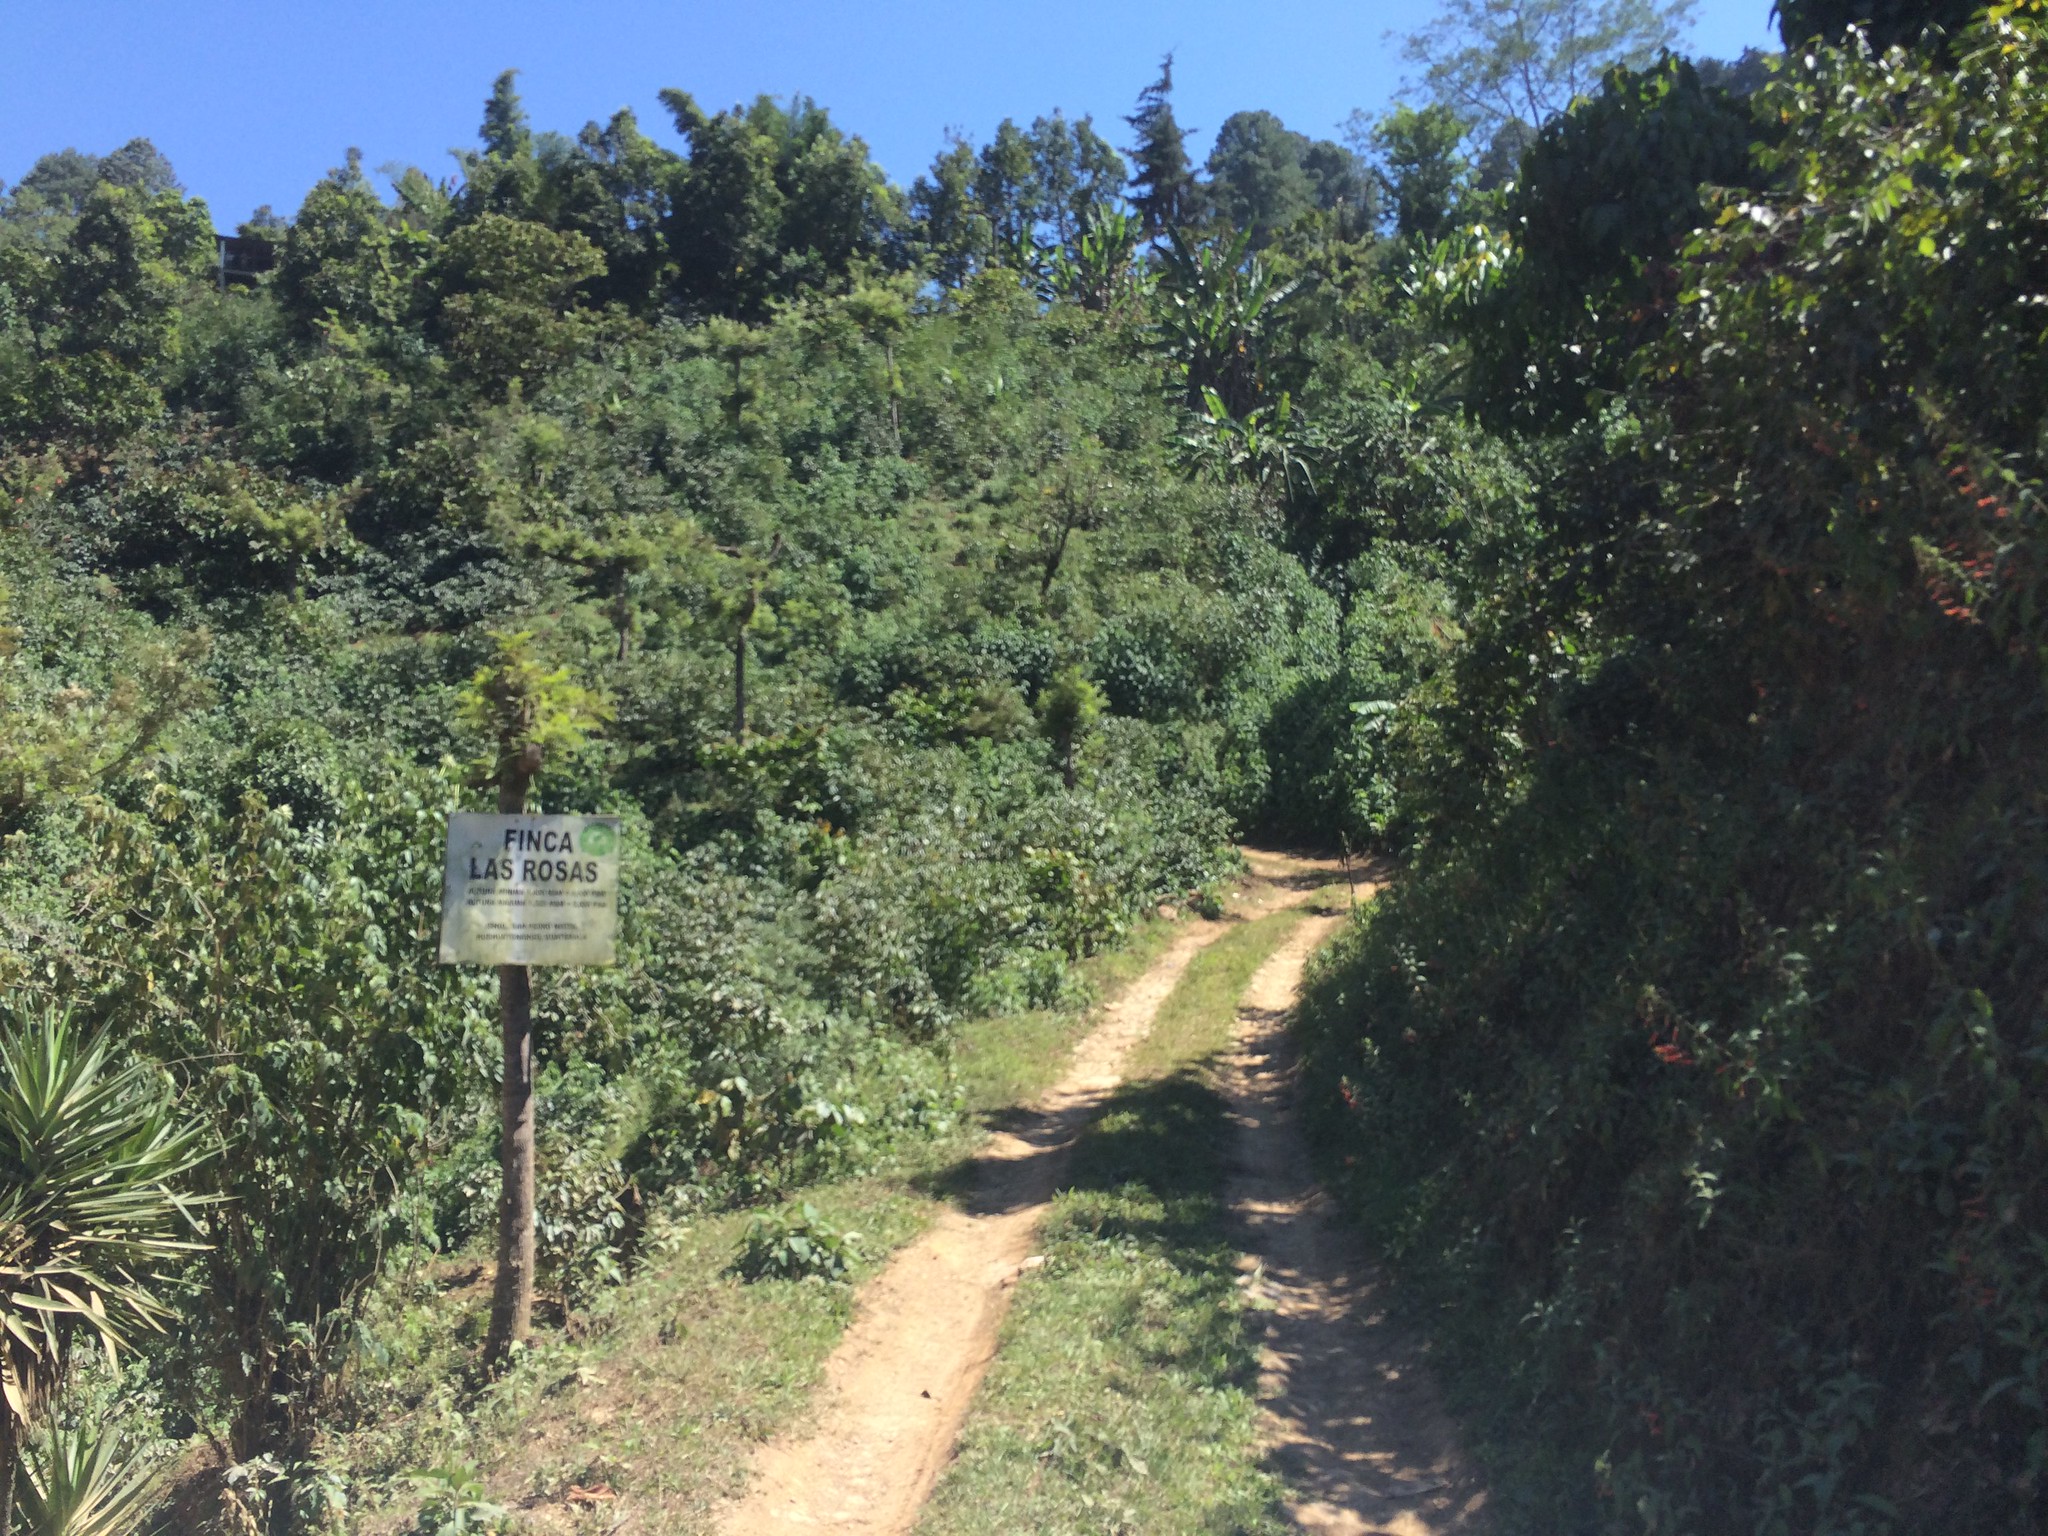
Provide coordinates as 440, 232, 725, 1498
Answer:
1176, 386, 1316, 502
1150, 227, 1299, 418
0, 1008, 208, 1536
1046, 203, 1152, 315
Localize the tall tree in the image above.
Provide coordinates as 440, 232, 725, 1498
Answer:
976, 118, 1040, 252
550, 108, 678, 310
479, 69, 532, 160
459, 69, 543, 219
9, 150, 103, 219
95, 138, 181, 198
1069, 115, 1128, 219
1124, 55, 1203, 238
9, 182, 215, 444
909, 135, 991, 285
1298, 138, 1377, 236
431, 212, 606, 397
1445, 56, 1760, 430
1022, 111, 1127, 249
660, 91, 898, 318
1027, 112, 1080, 247
1206, 110, 1315, 247
1402, 0, 1697, 140
276, 149, 423, 337
1357, 104, 1473, 242
0, 141, 181, 253
1203, 111, 1371, 247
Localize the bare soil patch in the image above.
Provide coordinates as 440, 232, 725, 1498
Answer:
1222, 907, 1491, 1535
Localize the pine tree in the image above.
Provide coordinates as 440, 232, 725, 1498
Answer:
463, 70, 541, 219
1124, 55, 1202, 239
480, 69, 532, 160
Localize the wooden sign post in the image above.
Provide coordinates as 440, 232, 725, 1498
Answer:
440, 794, 620, 1367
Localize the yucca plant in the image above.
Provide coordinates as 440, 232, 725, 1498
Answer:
0, 1007, 207, 1536
14, 1421, 160, 1536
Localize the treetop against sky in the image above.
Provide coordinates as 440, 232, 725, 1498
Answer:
1, 0, 1777, 230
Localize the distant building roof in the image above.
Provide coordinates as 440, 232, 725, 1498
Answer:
215, 232, 275, 285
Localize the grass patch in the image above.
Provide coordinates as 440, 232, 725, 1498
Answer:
915, 910, 1313, 1536
914, 1076, 1287, 1536
1308, 880, 1361, 915
1128, 908, 1306, 1081
339, 1173, 938, 1533
954, 914, 1183, 1115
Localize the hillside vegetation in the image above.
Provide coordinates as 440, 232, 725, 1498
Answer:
1298, 9, 2048, 1532
0, 0, 2041, 1530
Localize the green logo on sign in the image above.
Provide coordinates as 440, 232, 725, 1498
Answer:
579, 822, 618, 857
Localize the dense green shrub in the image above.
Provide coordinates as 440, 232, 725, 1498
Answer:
734, 1201, 863, 1284
1299, 14, 2048, 1530
53, 773, 492, 1460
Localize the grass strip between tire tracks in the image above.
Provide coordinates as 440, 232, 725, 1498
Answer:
915, 907, 1313, 1536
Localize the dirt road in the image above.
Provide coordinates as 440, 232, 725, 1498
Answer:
712, 854, 1338, 1535
1221, 904, 1490, 1534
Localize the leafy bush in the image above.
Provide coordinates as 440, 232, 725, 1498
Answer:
530, 1065, 636, 1307
734, 1202, 862, 1284
51, 773, 491, 1461
405, 1463, 508, 1536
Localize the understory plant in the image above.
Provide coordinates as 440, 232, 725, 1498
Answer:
0, 1006, 206, 1536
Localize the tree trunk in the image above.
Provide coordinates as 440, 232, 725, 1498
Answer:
1, 1407, 18, 1536
484, 751, 539, 1372
885, 340, 901, 443
733, 633, 748, 741
1041, 514, 1074, 598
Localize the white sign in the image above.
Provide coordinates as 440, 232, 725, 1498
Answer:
439, 813, 621, 967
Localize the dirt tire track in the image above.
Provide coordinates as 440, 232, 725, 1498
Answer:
712, 854, 1336, 1534
1222, 906, 1490, 1535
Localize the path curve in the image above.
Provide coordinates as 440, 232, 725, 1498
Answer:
1222, 900, 1490, 1535
712, 852, 1338, 1535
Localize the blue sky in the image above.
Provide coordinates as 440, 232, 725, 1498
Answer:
2, 0, 1779, 230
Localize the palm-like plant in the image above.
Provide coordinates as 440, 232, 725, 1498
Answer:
1178, 386, 1316, 503
14, 1421, 160, 1536
0, 1008, 206, 1536
1151, 228, 1299, 418
1047, 203, 1152, 316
